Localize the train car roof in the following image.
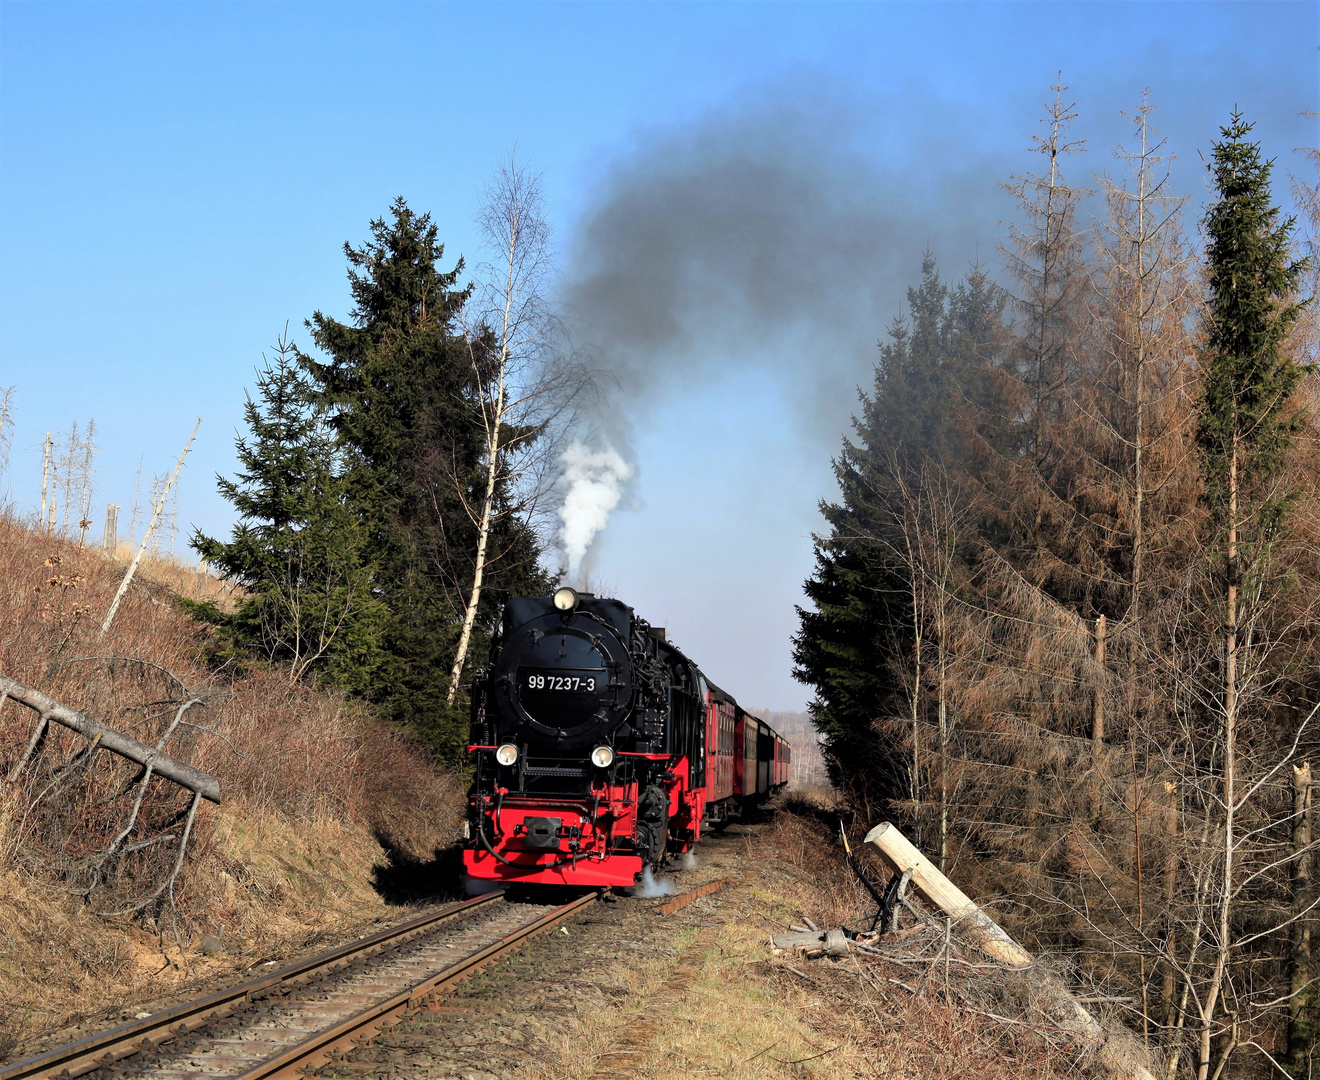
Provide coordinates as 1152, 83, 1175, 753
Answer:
698, 674, 774, 731
701, 674, 737, 706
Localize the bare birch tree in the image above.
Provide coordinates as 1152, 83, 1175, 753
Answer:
444, 154, 588, 705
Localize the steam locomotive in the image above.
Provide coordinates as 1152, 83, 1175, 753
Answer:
462, 587, 790, 887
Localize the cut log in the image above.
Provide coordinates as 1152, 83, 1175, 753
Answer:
865, 822, 1156, 1080
771, 930, 825, 951
0, 675, 220, 804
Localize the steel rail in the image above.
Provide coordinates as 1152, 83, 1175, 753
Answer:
239, 890, 598, 1080
0, 891, 510, 1080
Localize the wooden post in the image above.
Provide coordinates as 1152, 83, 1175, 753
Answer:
102, 503, 119, 556
1161, 781, 1180, 1032
100, 419, 200, 637
1093, 614, 1107, 744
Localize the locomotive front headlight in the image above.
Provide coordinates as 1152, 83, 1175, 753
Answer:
495, 743, 519, 766
590, 745, 614, 769
553, 586, 578, 612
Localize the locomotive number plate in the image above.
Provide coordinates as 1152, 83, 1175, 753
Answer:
522, 669, 601, 692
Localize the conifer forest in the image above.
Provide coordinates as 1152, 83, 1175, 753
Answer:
795, 102, 1319, 1075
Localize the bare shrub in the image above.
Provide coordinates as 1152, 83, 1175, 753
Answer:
0, 508, 462, 944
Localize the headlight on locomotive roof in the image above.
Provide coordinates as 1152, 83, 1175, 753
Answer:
590, 745, 614, 768
495, 743, 519, 766
553, 586, 578, 612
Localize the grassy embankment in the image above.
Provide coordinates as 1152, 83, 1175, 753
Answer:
0, 513, 465, 1057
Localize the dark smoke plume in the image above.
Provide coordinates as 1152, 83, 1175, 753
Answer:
550, 86, 1010, 573
560, 88, 1011, 448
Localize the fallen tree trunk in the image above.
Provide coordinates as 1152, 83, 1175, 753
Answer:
0, 674, 221, 804
866, 823, 1040, 971
865, 821, 1155, 1080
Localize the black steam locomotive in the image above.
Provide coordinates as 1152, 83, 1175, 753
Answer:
462, 587, 790, 887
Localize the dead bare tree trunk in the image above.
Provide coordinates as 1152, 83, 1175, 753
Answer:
0, 386, 13, 482
0, 674, 220, 802
101, 419, 200, 637
1001, 76, 1090, 570
905, 524, 924, 840
1288, 760, 1315, 1070
60, 420, 76, 537
77, 418, 96, 545
40, 431, 52, 534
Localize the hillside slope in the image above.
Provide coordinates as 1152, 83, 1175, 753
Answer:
0, 514, 465, 1056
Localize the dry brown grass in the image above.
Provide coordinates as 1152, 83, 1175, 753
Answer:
0, 513, 465, 1056
114, 545, 242, 612
528, 806, 1095, 1080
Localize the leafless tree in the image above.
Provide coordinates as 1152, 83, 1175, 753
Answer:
444, 154, 592, 705
888, 459, 970, 869
1000, 77, 1091, 521
845, 452, 973, 866
1092, 96, 1197, 623
1288, 135, 1320, 372
43, 419, 99, 542
0, 386, 14, 487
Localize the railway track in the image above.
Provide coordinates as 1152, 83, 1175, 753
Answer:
2, 889, 595, 1080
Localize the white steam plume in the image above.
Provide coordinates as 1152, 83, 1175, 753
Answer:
629, 866, 677, 898
556, 440, 634, 583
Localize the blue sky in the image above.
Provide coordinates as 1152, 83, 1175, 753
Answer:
1, 1, 1314, 709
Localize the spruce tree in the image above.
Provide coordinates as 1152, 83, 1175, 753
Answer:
190, 336, 384, 688
299, 198, 545, 756
1197, 113, 1309, 521
1195, 112, 1310, 1077
794, 257, 1009, 808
